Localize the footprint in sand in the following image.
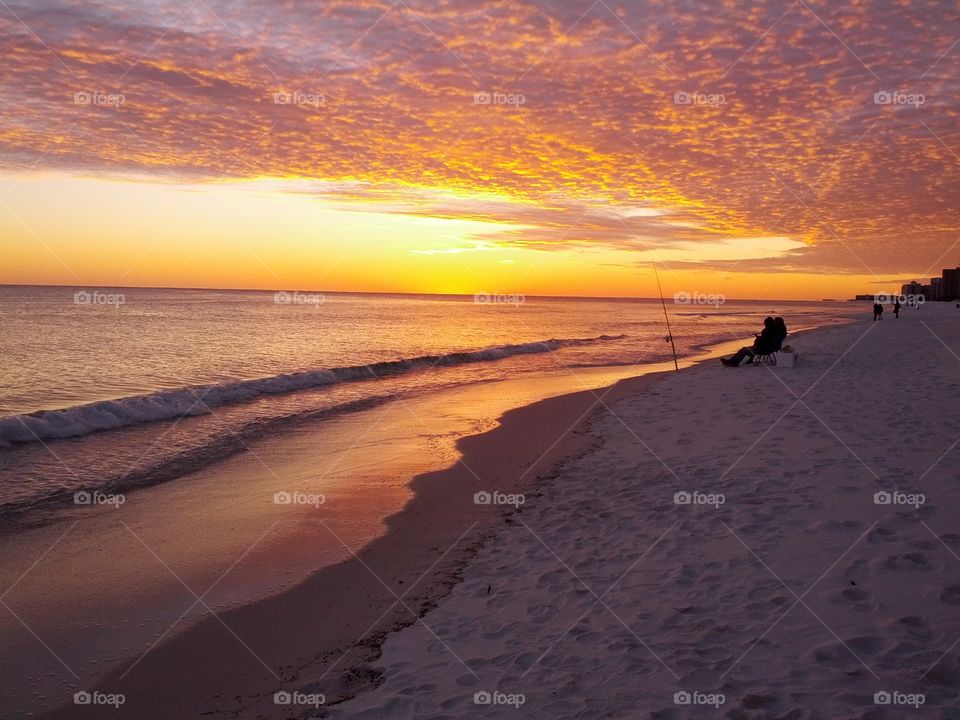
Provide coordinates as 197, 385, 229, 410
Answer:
745, 594, 791, 616
837, 586, 876, 611
845, 635, 887, 655
813, 641, 862, 668
924, 659, 960, 688
939, 585, 960, 605
842, 558, 869, 577
895, 615, 934, 642
740, 693, 779, 710
867, 526, 897, 543
834, 484, 861, 495
694, 645, 731, 664
813, 519, 864, 532
454, 673, 480, 688
878, 552, 933, 572
745, 582, 784, 602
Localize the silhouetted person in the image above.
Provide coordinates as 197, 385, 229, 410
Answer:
721, 317, 778, 367
773, 317, 788, 349
893, 299, 901, 319
873, 302, 883, 321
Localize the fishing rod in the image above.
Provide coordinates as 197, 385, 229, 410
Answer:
652, 262, 680, 373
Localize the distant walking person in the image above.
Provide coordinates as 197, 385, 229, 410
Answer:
873, 302, 883, 321
893, 298, 901, 319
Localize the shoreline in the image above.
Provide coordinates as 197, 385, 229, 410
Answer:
41, 367, 672, 719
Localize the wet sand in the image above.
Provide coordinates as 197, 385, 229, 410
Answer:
36, 367, 670, 719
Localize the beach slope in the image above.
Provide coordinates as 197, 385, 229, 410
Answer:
39, 370, 664, 719
336, 306, 960, 718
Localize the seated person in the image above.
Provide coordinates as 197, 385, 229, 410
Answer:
773, 317, 788, 350
721, 317, 778, 367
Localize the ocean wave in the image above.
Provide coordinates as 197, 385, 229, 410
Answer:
0, 393, 404, 526
0, 334, 625, 447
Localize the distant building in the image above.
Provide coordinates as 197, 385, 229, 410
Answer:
901, 281, 923, 297
892, 267, 960, 302
943, 268, 960, 301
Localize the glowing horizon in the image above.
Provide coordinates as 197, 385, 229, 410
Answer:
1, 1, 959, 299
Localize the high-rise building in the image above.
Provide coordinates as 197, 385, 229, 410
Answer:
943, 268, 960, 301
930, 277, 942, 301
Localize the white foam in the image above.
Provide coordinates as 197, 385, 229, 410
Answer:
0, 334, 625, 446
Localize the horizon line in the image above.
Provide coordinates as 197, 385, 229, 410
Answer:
0, 282, 865, 303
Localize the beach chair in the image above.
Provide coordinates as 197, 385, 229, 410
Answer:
750, 350, 777, 366
750, 333, 787, 366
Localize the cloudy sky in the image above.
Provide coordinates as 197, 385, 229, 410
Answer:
1, 0, 959, 297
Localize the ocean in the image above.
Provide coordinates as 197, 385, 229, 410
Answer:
0, 286, 858, 526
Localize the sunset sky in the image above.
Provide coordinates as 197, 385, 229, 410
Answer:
1, 0, 959, 299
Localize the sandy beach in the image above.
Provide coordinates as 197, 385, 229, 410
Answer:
329, 305, 960, 718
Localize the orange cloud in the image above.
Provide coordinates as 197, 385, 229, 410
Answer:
1, 0, 959, 283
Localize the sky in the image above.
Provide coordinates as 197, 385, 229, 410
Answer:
1, 0, 959, 299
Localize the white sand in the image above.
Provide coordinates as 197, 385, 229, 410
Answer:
333, 304, 960, 718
